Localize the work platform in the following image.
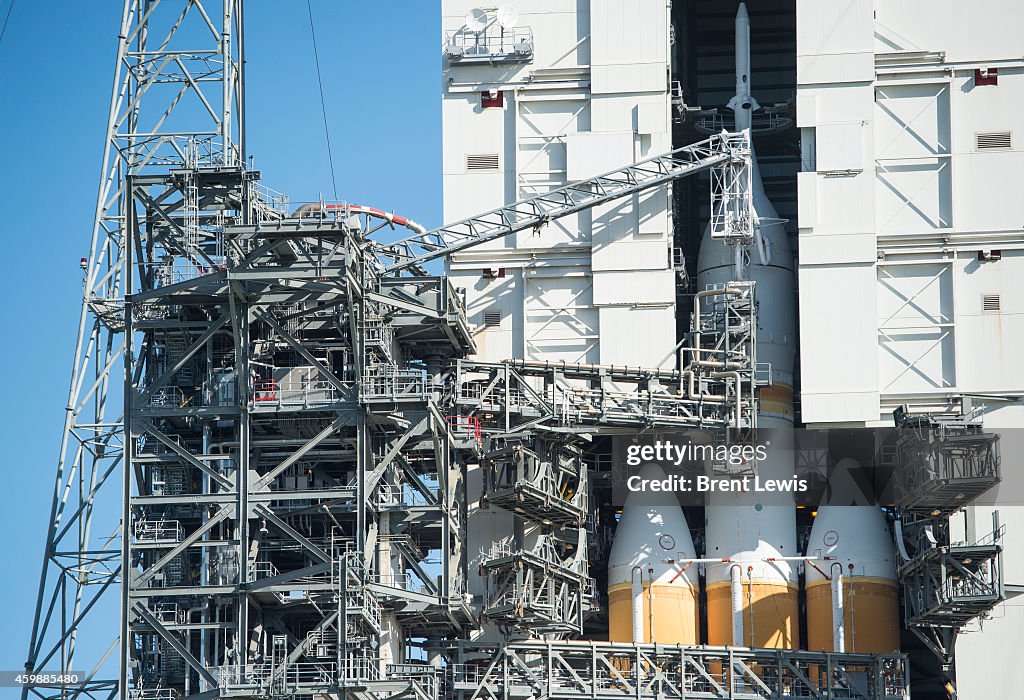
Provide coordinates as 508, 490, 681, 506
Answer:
199, 641, 911, 700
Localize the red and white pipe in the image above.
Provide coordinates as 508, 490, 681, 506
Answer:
292, 202, 427, 235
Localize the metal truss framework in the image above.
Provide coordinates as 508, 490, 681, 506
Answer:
119, 201, 481, 697
377, 131, 753, 273
477, 437, 593, 636
25, 1, 244, 698
446, 641, 910, 700
890, 407, 1004, 676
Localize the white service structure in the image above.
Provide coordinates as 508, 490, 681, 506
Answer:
796, 1, 1024, 695
442, 0, 676, 368
442, 0, 677, 642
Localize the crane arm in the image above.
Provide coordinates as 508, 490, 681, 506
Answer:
376, 130, 751, 274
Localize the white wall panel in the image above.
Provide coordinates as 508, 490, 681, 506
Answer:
591, 195, 669, 272
796, 172, 816, 228
592, 270, 673, 305
809, 172, 875, 234
875, 158, 952, 233
590, 0, 667, 95
798, 5, 1024, 691
799, 264, 879, 423
953, 252, 1024, 391
597, 306, 675, 367
444, 0, 672, 369
876, 1, 1024, 62
636, 101, 667, 134
875, 84, 950, 160
876, 263, 955, 393
799, 232, 874, 265
592, 64, 665, 94
449, 270, 520, 362
524, 273, 598, 363
953, 152, 1024, 233
637, 187, 669, 235
566, 131, 634, 180
816, 122, 864, 171
796, 0, 873, 85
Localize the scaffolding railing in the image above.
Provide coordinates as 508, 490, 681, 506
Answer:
447, 642, 909, 700
444, 25, 534, 63
252, 375, 345, 408
215, 661, 337, 691
134, 520, 183, 543
361, 366, 433, 402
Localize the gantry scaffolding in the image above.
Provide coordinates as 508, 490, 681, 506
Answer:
444, 641, 909, 700
889, 405, 1003, 675
24, 2, 909, 699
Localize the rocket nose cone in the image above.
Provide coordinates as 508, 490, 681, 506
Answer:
736, 2, 749, 21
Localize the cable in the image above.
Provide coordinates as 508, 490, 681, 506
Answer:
305, 0, 338, 201
0, 0, 16, 49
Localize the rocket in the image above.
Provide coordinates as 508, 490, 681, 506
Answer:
607, 464, 699, 645
699, 2, 799, 648
726, 3, 759, 132
701, 0, 794, 422
805, 459, 900, 653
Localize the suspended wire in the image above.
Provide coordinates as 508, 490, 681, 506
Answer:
305, 0, 339, 201
0, 0, 16, 49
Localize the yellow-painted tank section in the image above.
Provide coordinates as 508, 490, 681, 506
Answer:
706, 581, 799, 648
806, 578, 900, 653
608, 582, 698, 645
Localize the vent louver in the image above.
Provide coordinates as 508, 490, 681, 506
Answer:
982, 294, 1001, 312
976, 131, 1012, 150
483, 310, 502, 327
466, 153, 500, 170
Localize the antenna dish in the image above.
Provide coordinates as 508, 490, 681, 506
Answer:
496, 5, 519, 28
465, 8, 489, 32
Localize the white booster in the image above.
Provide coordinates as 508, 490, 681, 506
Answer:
607, 464, 699, 645
805, 459, 901, 653
699, 2, 799, 649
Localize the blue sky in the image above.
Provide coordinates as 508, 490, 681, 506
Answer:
0, 0, 440, 678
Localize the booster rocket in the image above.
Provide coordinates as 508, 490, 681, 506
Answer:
607, 464, 699, 645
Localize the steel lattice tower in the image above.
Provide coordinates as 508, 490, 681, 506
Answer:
25, 1, 244, 697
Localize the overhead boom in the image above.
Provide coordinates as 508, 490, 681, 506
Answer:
378, 130, 752, 273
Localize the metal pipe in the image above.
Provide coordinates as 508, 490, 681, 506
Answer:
291, 202, 427, 234
712, 371, 743, 426
671, 555, 825, 564
647, 566, 656, 644
847, 562, 856, 652
747, 567, 755, 647
505, 358, 690, 380
831, 563, 845, 653
631, 566, 645, 643
730, 564, 744, 646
